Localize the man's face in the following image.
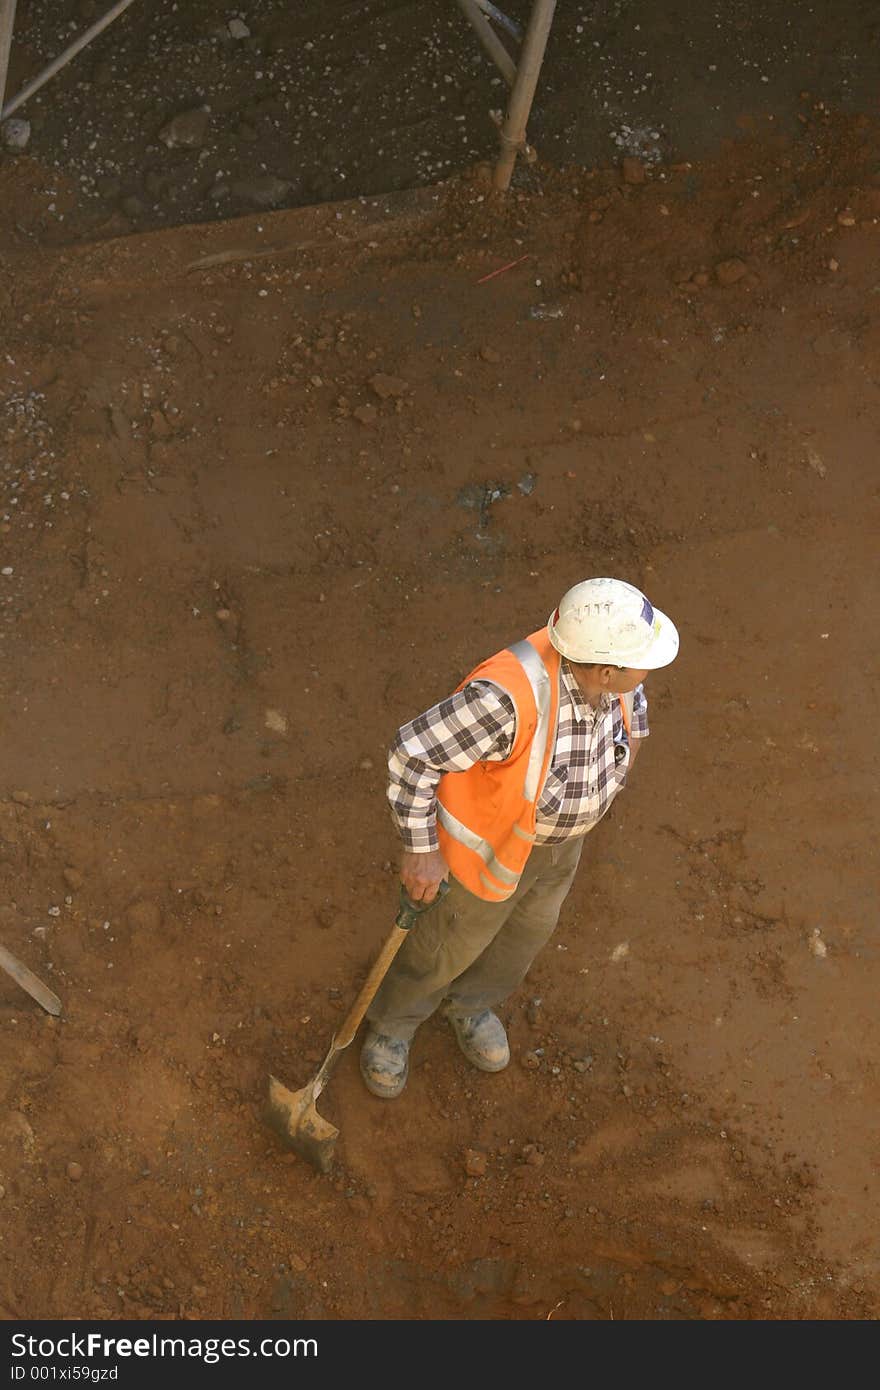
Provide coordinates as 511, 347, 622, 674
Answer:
569, 664, 649, 699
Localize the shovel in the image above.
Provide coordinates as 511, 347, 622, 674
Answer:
0, 942, 62, 1016
264, 881, 448, 1172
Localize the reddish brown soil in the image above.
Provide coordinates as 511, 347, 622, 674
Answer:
1, 111, 879, 1320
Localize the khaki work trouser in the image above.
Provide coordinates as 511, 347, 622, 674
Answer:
368, 837, 584, 1042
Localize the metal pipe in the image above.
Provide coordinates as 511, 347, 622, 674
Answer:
455, 0, 516, 88
475, 0, 522, 43
492, 0, 557, 193
0, 0, 17, 115
1, 0, 137, 120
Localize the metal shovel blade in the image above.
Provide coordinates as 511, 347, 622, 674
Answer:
264, 1074, 339, 1173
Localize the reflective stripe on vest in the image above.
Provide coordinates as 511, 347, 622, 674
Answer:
436, 803, 520, 887
507, 639, 554, 802
435, 640, 556, 897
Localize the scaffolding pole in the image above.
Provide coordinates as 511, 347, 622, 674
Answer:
0, 0, 16, 115
455, 0, 516, 88
1, 0, 137, 121
492, 0, 557, 193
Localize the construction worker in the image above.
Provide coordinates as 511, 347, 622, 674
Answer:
360, 577, 680, 1098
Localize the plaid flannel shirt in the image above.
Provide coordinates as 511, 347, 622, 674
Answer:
387, 661, 649, 852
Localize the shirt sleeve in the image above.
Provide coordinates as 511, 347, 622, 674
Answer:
387, 681, 516, 853
631, 682, 649, 738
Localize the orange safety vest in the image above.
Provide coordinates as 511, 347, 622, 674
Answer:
436, 629, 633, 902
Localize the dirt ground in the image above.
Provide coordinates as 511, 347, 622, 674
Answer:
1, 4, 880, 1326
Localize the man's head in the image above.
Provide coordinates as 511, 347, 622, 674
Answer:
547, 578, 679, 686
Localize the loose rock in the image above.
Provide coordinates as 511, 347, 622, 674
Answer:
368, 373, 408, 400
227, 19, 250, 39
2, 119, 31, 151
264, 708, 288, 734
159, 109, 211, 149
353, 404, 378, 426
67, 1161, 84, 1182
463, 1149, 487, 1177
479, 345, 501, 364
715, 257, 748, 286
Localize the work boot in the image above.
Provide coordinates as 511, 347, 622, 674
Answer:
447, 1009, 510, 1073
360, 1029, 410, 1098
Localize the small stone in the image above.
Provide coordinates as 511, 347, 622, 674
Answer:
159, 108, 210, 149
828, 258, 839, 272
691, 271, 711, 287
479, 345, 500, 363
621, 156, 646, 184
715, 257, 748, 285
809, 927, 827, 958
289, 1253, 308, 1272
192, 1283, 208, 1298
353, 405, 378, 426
11, 790, 31, 805
368, 373, 407, 400
660, 1279, 679, 1296
63, 867, 84, 891
227, 18, 250, 39
359, 758, 374, 770
836, 209, 856, 226
463, 1148, 487, 1177
150, 410, 171, 438
0, 1184, 5, 1199
67, 1161, 84, 1182
314, 904, 335, 929
215, 608, 232, 621
521, 1051, 541, 1071
588, 209, 603, 224
230, 175, 291, 207
526, 998, 542, 1027
2, 118, 31, 150
264, 708, 288, 734
805, 447, 827, 478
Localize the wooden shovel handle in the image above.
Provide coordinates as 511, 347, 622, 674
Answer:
334, 924, 410, 1050
334, 882, 450, 1050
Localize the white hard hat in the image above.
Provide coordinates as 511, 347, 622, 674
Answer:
547, 577, 679, 669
